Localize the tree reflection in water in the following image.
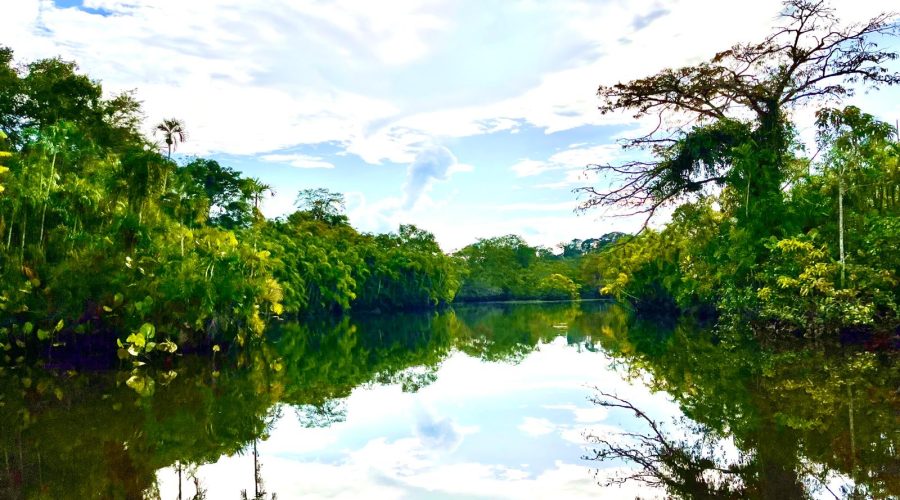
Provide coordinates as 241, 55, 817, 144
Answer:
240, 440, 276, 500
585, 391, 807, 499
0, 302, 895, 499
585, 313, 899, 499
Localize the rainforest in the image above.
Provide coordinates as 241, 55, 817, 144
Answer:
0, 0, 898, 498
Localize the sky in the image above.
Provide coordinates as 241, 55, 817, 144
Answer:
2, 0, 899, 250
154, 336, 688, 499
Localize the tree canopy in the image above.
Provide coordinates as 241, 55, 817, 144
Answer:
577, 0, 899, 231
573, 1, 899, 335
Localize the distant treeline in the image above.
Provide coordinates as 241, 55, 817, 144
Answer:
453, 233, 626, 302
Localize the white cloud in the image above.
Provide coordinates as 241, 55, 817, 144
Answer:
512, 144, 625, 184
4, 0, 891, 165
0, 1, 692, 162
260, 153, 335, 169
4, 0, 897, 245
518, 417, 556, 437
343, 145, 471, 235
403, 145, 457, 209
543, 404, 609, 424
496, 202, 577, 212
511, 159, 552, 177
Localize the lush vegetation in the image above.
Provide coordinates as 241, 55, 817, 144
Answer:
587, 309, 898, 498
0, 302, 594, 498
577, 1, 900, 337
1, 0, 897, 369
2, 302, 894, 498
453, 232, 625, 302
1, 2, 896, 499
0, 48, 468, 361
0, 46, 623, 364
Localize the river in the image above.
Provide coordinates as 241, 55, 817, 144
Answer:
1, 302, 896, 499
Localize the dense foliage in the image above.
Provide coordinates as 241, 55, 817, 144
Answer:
578, 1, 900, 336
2, 302, 894, 498
0, 49, 462, 360
588, 310, 898, 498
454, 232, 626, 301
0, 302, 595, 498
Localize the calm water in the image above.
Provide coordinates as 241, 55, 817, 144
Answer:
0, 302, 896, 499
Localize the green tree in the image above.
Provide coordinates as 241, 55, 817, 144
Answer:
173, 158, 254, 228
294, 188, 347, 225
577, 0, 899, 233
0, 131, 10, 194
244, 177, 274, 213
814, 106, 896, 286
0, 48, 20, 139
155, 118, 187, 159
17, 56, 103, 133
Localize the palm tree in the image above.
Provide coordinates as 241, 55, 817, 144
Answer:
245, 177, 275, 211
155, 118, 187, 159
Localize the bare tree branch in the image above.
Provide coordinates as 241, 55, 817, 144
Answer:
577, 0, 899, 223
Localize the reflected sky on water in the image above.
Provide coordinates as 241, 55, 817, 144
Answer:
2, 302, 895, 499
156, 332, 677, 499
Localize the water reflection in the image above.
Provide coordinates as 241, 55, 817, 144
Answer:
0, 302, 896, 499
587, 315, 899, 499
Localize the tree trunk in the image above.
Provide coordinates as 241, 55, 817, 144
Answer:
254, 441, 259, 499
838, 172, 845, 288
848, 383, 856, 474
38, 152, 57, 249
745, 168, 751, 218
7, 205, 16, 251
20, 211, 27, 260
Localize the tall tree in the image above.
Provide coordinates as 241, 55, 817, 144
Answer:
0, 131, 9, 194
174, 158, 254, 228
0, 48, 20, 140
576, 0, 899, 233
244, 177, 274, 212
294, 188, 346, 225
815, 106, 896, 286
155, 118, 186, 159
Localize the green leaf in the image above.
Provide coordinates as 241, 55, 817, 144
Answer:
125, 375, 145, 393
138, 322, 155, 339
125, 333, 144, 348
37, 329, 50, 341
23, 322, 33, 335
126, 373, 154, 396
158, 340, 178, 353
